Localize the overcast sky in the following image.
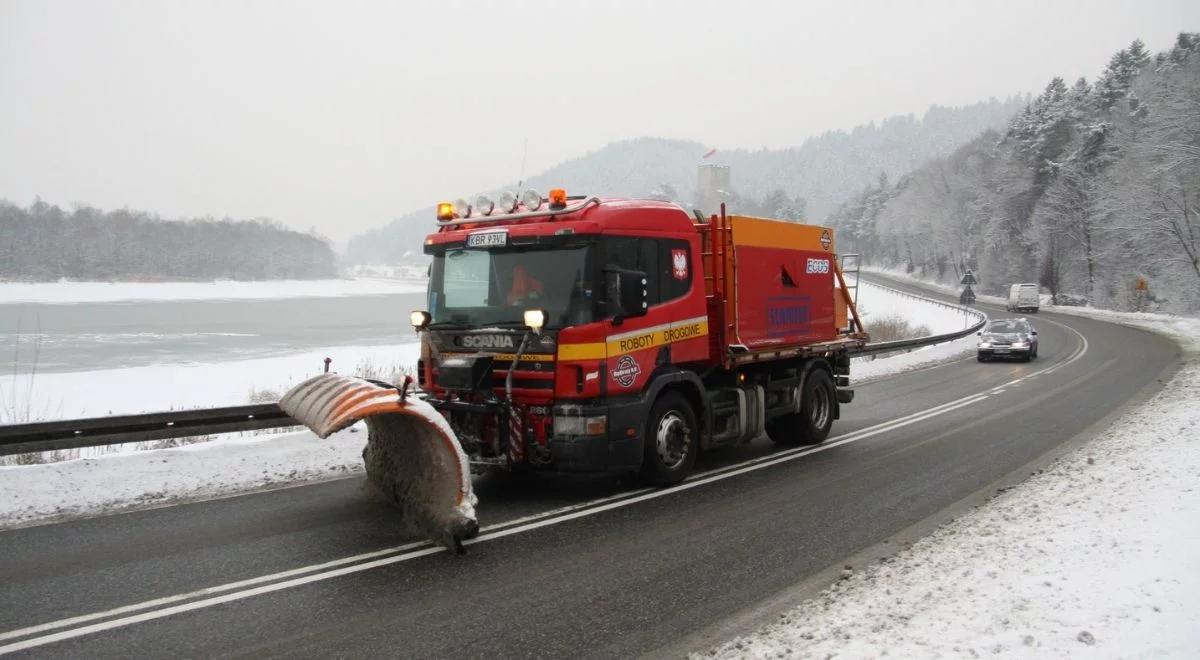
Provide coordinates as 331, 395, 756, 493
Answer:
2, 0, 1196, 244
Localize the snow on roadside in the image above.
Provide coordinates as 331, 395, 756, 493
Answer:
857, 281, 978, 335
705, 310, 1200, 659
0, 277, 425, 305
848, 280, 983, 383
851, 335, 976, 383
0, 427, 366, 528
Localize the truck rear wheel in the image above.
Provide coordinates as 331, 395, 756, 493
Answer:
766, 369, 835, 447
639, 392, 698, 486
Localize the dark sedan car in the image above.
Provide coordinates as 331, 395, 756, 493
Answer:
977, 318, 1038, 362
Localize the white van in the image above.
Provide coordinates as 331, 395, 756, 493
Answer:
1007, 283, 1040, 313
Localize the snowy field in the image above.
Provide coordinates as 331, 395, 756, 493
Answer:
705, 309, 1200, 659
0, 277, 426, 305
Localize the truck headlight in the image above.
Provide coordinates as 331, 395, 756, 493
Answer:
553, 415, 607, 436
524, 308, 546, 333
410, 310, 431, 330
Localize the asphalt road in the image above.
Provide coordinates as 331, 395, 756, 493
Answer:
0, 277, 1180, 658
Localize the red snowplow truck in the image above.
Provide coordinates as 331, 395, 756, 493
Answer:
412, 189, 867, 485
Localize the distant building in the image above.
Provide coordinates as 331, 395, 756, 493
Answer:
695, 164, 732, 216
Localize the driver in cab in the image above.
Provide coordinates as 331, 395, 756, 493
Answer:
507, 264, 544, 306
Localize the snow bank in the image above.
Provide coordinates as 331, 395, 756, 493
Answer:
705, 310, 1200, 659
0, 427, 366, 527
0, 277, 425, 305
848, 280, 982, 383
851, 335, 976, 383
856, 281, 977, 335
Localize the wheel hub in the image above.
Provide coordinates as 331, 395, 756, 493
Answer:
656, 412, 691, 469
808, 384, 831, 430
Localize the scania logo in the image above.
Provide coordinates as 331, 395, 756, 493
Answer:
458, 334, 515, 349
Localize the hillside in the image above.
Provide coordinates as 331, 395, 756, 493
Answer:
345, 97, 1024, 265
0, 199, 337, 282
829, 34, 1200, 314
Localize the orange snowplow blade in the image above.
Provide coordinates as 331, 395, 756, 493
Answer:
279, 373, 478, 552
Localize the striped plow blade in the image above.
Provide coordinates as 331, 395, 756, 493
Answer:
279, 373, 479, 552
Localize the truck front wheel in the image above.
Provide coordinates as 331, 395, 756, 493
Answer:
766, 369, 835, 447
639, 392, 699, 486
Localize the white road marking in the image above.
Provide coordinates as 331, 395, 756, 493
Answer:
0, 318, 1091, 655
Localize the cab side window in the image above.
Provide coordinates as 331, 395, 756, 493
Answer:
604, 237, 661, 307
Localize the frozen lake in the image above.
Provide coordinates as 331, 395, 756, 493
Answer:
2, 289, 427, 373
0, 280, 427, 420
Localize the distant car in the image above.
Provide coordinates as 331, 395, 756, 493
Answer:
1006, 283, 1040, 313
977, 318, 1038, 362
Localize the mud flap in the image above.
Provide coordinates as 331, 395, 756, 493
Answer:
279, 374, 478, 552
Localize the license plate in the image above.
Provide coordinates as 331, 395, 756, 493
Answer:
467, 230, 507, 248
993, 348, 1009, 354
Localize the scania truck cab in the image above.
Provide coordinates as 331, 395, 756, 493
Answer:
413, 189, 865, 485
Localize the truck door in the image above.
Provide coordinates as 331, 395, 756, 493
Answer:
601, 235, 707, 396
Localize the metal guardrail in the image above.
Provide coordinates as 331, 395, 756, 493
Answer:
0, 404, 296, 457
0, 280, 987, 457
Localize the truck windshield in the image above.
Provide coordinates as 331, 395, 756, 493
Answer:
429, 245, 595, 328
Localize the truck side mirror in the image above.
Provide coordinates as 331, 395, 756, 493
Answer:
604, 267, 648, 326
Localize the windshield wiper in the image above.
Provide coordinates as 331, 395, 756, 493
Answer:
428, 320, 469, 329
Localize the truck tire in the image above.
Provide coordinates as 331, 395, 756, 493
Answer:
639, 392, 698, 486
766, 369, 835, 446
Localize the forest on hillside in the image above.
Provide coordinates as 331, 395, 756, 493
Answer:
0, 199, 337, 281
345, 98, 1024, 265
829, 34, 1200, 314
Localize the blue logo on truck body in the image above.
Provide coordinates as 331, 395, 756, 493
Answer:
766, 295, 812, 337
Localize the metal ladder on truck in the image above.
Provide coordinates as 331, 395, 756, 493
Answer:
838, 254, 863, 334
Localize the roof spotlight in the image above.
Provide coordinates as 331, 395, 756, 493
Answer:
498, 191, 517, 213
453, 198, 471, 218
475, 194, 495, 216
521, 189, 542, 211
